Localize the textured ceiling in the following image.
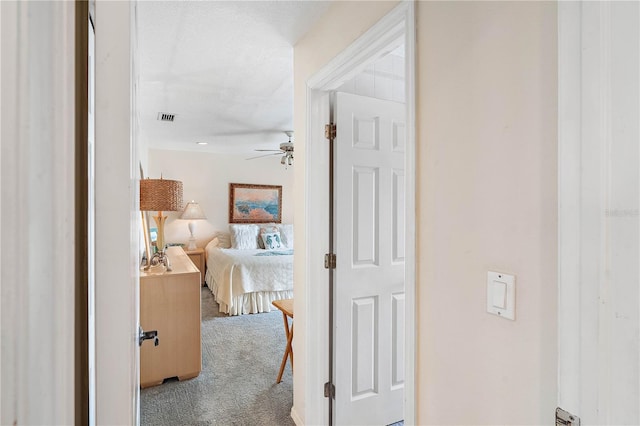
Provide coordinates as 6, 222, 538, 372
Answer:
137, 1, 330, 154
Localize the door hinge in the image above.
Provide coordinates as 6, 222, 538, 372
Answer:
556, 408, 580, 426
325, 123, 336, 140
324, 253, 337, 269
324, 382, 335, 399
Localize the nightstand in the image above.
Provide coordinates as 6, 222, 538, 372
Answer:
184, 247, 206, 285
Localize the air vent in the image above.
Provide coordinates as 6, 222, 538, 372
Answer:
157, 112, 176, 122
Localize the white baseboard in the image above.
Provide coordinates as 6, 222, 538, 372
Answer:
290, 405, 304, 426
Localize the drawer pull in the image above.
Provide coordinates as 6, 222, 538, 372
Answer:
138, 326, 159, 347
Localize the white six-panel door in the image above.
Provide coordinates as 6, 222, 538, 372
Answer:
334, 92, 405, 425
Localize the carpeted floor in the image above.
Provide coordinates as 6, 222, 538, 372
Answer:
141, 287, 295, 426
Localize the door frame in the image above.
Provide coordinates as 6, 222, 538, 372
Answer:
557, 1, 582, 414
94, 1, 140, 424
303, 2, 416, 424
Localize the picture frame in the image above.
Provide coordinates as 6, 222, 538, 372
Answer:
229, 183, 282, 223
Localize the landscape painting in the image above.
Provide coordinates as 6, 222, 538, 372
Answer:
229, 183, 282, 223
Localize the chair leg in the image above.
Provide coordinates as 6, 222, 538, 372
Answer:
277, 315, 294, 383
277, 313, 290, 383
286, 323, 294, 370
276, 346, 288, 384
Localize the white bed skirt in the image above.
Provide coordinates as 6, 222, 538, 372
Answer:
205, 268, 293, 315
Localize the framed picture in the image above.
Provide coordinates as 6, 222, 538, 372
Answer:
229, 183, 282, 223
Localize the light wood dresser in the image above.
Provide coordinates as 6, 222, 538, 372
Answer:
140, 246, 201, 388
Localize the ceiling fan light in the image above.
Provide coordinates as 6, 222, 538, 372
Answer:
288, 155, 293, 166
281, 156, 286, 165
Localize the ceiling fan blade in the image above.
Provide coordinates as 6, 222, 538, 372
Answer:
246, 152, 282, 160
254, 149, 283, 152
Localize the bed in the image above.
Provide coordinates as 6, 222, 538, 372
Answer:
204, 224, 294, 315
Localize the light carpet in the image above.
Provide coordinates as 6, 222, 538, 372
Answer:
141, 287, 294, 426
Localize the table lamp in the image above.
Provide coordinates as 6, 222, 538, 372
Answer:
140, 176, 183, 271
180, 200, 207, 250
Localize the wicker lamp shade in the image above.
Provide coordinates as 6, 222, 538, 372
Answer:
140, 178, 184, 212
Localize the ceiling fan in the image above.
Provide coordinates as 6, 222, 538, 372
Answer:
247, 131, 294, 166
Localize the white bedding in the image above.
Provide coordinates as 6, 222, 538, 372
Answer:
205, 242, 293, 315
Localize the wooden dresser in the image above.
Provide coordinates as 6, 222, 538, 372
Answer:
140, 246, 201, 388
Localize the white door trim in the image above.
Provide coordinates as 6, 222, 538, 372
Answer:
0, 2, 76, 424
94, 2, 139, 424
302, 2, 416, 424
557, 0, 582, 414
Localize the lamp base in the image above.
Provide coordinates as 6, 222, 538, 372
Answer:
145, 249, 172, 272
152, 213, 168, 254
186, 221, 198, 251
186, 237, 197, 251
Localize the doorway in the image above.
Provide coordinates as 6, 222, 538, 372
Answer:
92, 2, 415, 424
304, 3, 416, 424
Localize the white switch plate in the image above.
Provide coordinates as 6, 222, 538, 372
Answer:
487, 271, 515, 320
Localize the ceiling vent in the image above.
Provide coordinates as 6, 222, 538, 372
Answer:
157, 112, 176, 122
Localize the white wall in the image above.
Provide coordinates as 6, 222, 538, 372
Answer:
295, 1, 558, 424
148, 149, 294, 248
418, 2, 557, 424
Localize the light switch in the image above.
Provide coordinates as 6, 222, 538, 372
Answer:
491, 280, 507, 309
487, 271, 515, 320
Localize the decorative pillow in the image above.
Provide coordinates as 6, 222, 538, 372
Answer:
205, 238, 219, 253
215, 232, 232, 248
261, 231, 283, 250
278, 224, 294, 249
229, 224, 260, 250
208, 237, 219, 248
258, 225, 279, 249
